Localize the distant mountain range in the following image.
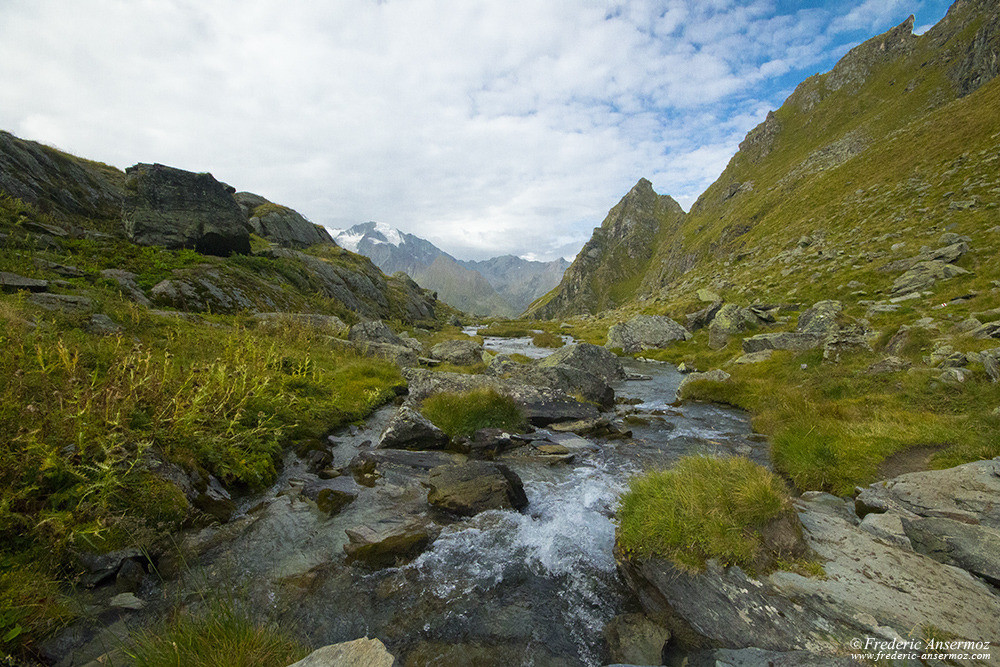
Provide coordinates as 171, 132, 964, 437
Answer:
332, 222, 569, 316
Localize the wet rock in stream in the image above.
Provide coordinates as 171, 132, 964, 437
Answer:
343, 517, 442, 569
426, 461, 529, 516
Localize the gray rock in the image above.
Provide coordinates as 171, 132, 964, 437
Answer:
708, 304, 758, 350
234, 192, 334, 249
149, 270, 259, 314
697, 288, 721, 302
864, 356, 911, 374
349, 319, 404, 346
858, 512, 911, 550
891, 260, 969, 295
351, 449, 467, 473
76, 548, 145, 588
742, 332, 821, 354
603, 613, 670, 666
28, 292, 93, 313
734, 349, 774, 364
686, 300, 724, 331
85, 314, 123, 335
301, 477, 358, 516
796, 300, 843, 336
378, 406, 449, 450
430, 339, 483, 366
100, 269, 152, 306
537, 342, 626, 383
193, 475, 236, 523
330, 337, 419, 368
607, 314, 691, 354
343, 517, 440, 568
426, 462, 528, 516
855, 458, 1000, 528
489, 361, 615, 409
33, 258, 83, 278
971, 320, 1000, 340
107, 592, 144, 611
984, 354, 1000, 382
0, 270, 44, 294
822, 325, 871, 362
286, 638, 395, 667
123, 163, 250, 256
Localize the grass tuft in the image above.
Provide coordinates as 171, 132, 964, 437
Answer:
420, 388, 526, 437
617, 455, 796, 574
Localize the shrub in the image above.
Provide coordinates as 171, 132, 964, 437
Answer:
420, 388, 526, 437
617, 455, 797, 573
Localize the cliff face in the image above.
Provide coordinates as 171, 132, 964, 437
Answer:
526, 179, 684, 319
538, 0, 1000, 318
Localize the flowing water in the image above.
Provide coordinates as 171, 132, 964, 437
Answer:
61, 333, 763, 666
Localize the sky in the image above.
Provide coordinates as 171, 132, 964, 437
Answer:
0, 0, 953, 261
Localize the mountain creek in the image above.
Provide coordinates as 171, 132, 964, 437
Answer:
54, 330, 760, 667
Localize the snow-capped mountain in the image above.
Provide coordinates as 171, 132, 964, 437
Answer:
331, 222, 568, 316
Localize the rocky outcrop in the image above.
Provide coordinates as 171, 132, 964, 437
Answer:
677, 369, 731, 397
234, 192, 334, 249
286, 638, 396, 667
425, 461, 529, 516
488, 359, 616, 410
349, 319, 405, 346
0, 271, 49, 293
618, 489, 1000, 657
607, 314, 691, 353
707, 305, 760, 350
123, 163, 250, 256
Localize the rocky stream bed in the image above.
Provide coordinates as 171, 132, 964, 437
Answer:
52, 332, 764, 667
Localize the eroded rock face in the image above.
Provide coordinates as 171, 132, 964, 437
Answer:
607, 314, 691, 353
618, 492, 1000, 656
123, 163, 250, 256
426, 461, 528, 516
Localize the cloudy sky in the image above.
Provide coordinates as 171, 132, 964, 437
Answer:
0, 0, 951, 261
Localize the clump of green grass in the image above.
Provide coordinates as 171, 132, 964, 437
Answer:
129, 601, 308, 667
479, 321, 532, 338
617, 455, 797, 574
420, 388, 526, 437
531, 331, 564, 348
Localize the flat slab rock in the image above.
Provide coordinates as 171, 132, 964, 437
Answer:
619, 493, 1000, 657
343, 517, 441, 569
426, 461, 528, 516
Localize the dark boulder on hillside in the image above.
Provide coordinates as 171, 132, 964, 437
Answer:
234, 191, 335, 249
123, 163, 250, 256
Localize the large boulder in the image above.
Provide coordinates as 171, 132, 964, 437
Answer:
0, 271, 49, 293
426, 462, 528, 516
123, 163, 250, 256
603, 613, 671, 665
796, 300, 843, 336
377, 406, 449, 450
537, 342, 626, 384
348, 319, 405, 346
430, 339, 484, 366
489, 362, 615, 409
607, 314, 691, 354
343, 517, 441, 568
708, 305, 758, 350
286, 638, 395, 667
891, 261, 969, 295
677, 369, 731, 397
234, 192, 334, 249
685, 300, 723, 331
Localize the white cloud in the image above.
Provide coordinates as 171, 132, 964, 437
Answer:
0, 0, 945, 261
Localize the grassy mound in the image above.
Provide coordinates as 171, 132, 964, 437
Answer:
531, 331, 565, 348
420, 388, 526, 437
617, 455, 800, 574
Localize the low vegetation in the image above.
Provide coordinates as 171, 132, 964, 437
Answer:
129, 601, 308, 667
617, 455, 798, 574
420, 388, 526, 437
531, 331, 564, 348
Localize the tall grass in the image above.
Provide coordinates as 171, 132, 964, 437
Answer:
129, 601, 308, 667
617, 455, 794, 573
